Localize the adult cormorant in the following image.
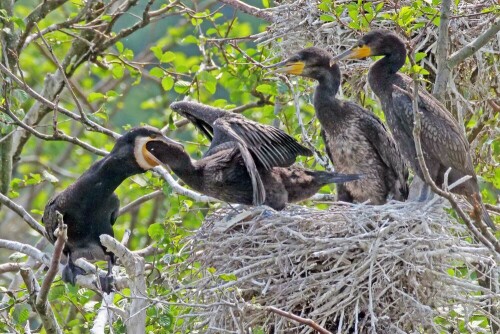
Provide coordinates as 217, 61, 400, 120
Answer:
333, 29, 496, 230
271, 47, 409, 204
43, 126, 175, 292
167, 101, 361, 209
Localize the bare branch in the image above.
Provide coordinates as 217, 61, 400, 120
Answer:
100, 235, 148, 334
432, 0, 452, 100
448, 17, 500, 67
118, 190, 164, 216
0, 105, 108, 156
20, 267, 62, 334
264, 305, 332, 334
36, 212, 67, 311
90, 292, 115, 334
0, 192, 46, 237
218, 0, 273, 22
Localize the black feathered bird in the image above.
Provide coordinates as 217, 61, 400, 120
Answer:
271, 47, 409, 204
166, 101, 361, 209
333, 29, 496, 230
43, 126, 175, 292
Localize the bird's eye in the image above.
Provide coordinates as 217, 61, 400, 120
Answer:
150, 134, 157, 139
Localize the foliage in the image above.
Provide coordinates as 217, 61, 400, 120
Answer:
0, 0, 498, 333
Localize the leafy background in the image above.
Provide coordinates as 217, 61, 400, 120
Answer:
0, 0, 498, 332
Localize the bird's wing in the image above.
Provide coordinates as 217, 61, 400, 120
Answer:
212, 119, 266, 205
355, 106, 409, 191
392, 85, 473, 173
42, 196, 61, 244
212, 116, 312, 170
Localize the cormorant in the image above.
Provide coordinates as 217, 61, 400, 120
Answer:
271, 47, 409, 204
43, 126, 175, 292
332, 29, 496, 230
166, 101, 361, 209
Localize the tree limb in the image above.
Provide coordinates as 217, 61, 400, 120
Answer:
0, 192, 46, 237
118, 190, 164, 216
432, 0, 452, 100
218, 0, 273, 22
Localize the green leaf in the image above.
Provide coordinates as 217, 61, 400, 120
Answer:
255, 84, 275, 95
115, 41, 124, 53
15, 306, 29, 324
150, 67, 164, 78
262, 0, 270, 8
112, 65, 124, 79
148, 223, 164, 241
320, 14, 334, 22
160, 51, 176, 63
219, 273, 237, 282
150, 46, 163, 60
88, 92, 105, 102
161, 76, 174, 91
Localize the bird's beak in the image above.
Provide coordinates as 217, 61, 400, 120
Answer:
330, 45, 372, 66
143, 135, 182, 167
267, 60, 305, 75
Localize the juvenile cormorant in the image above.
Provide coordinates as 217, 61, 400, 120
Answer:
43, 126, 175, 291
271, 47, 409, 204
167, 101, 361, 209
333, 29, 496, 230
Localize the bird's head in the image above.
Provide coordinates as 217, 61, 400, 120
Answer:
331, 30, 406, 65
112, 126, 182, 171
269, 47, 339, 80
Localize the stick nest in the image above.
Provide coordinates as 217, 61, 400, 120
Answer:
182, 202, 498, 333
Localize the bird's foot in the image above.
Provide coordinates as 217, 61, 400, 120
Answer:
62, 262, 86, 285
98, 274, 114, 294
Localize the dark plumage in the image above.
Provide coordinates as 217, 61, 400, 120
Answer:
166, 101, 361, 209
272, 47, 409, 204
333, 29, 496, 230
43, 126, 175, 291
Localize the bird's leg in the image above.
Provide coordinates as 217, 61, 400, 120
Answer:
98, 255, 115, 294
61, 256, 87, 285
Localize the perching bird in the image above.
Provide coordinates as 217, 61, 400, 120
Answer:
43, 126, 175, 292
332, 29, 496, 230
271, 47, 409, 204
166, 101, 361, 209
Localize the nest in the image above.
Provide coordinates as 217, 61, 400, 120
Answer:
181, 201, 499, 333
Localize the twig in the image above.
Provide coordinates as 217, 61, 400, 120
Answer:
36, 212, 67, 312
0, 192, 46, 237
20, 267, 62, 334
218, 0, 273, 22
0, 105, 108, 156
118, 190, 164, 216
263, 305, 333, 334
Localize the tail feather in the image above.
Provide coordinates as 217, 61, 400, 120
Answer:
466, 193, 496, 231
316, 172, 362, 185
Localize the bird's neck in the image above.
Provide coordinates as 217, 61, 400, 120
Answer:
368, 46, 406, 96
313, 68, 343, 124
161, 146, 200, 187
75, 155, 142, 201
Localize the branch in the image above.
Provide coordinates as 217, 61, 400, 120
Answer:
0, 62, 119, 139
448, 17, 500, 68
36, 212, 67, 312
118, 190, 164, 216
153, 166, 218, 203
100, 235, 147, 334
20, 267, 62, 334
432, 0, 452, 100
90, 292, 115, 334
0, 105, 108, 156
218, 0, 273, 22
0, 192, 46, 237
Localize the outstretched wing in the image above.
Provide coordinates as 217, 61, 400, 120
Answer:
212, 116, 312, 170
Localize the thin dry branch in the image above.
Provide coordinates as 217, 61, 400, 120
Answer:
263, 305, 333, 334
90, 292, 115, 334
20, 267, 62, 334
218, 0, 273, 22
118, 190, 164, 216
0, 192, 46, 237
36, 212, 67, 311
